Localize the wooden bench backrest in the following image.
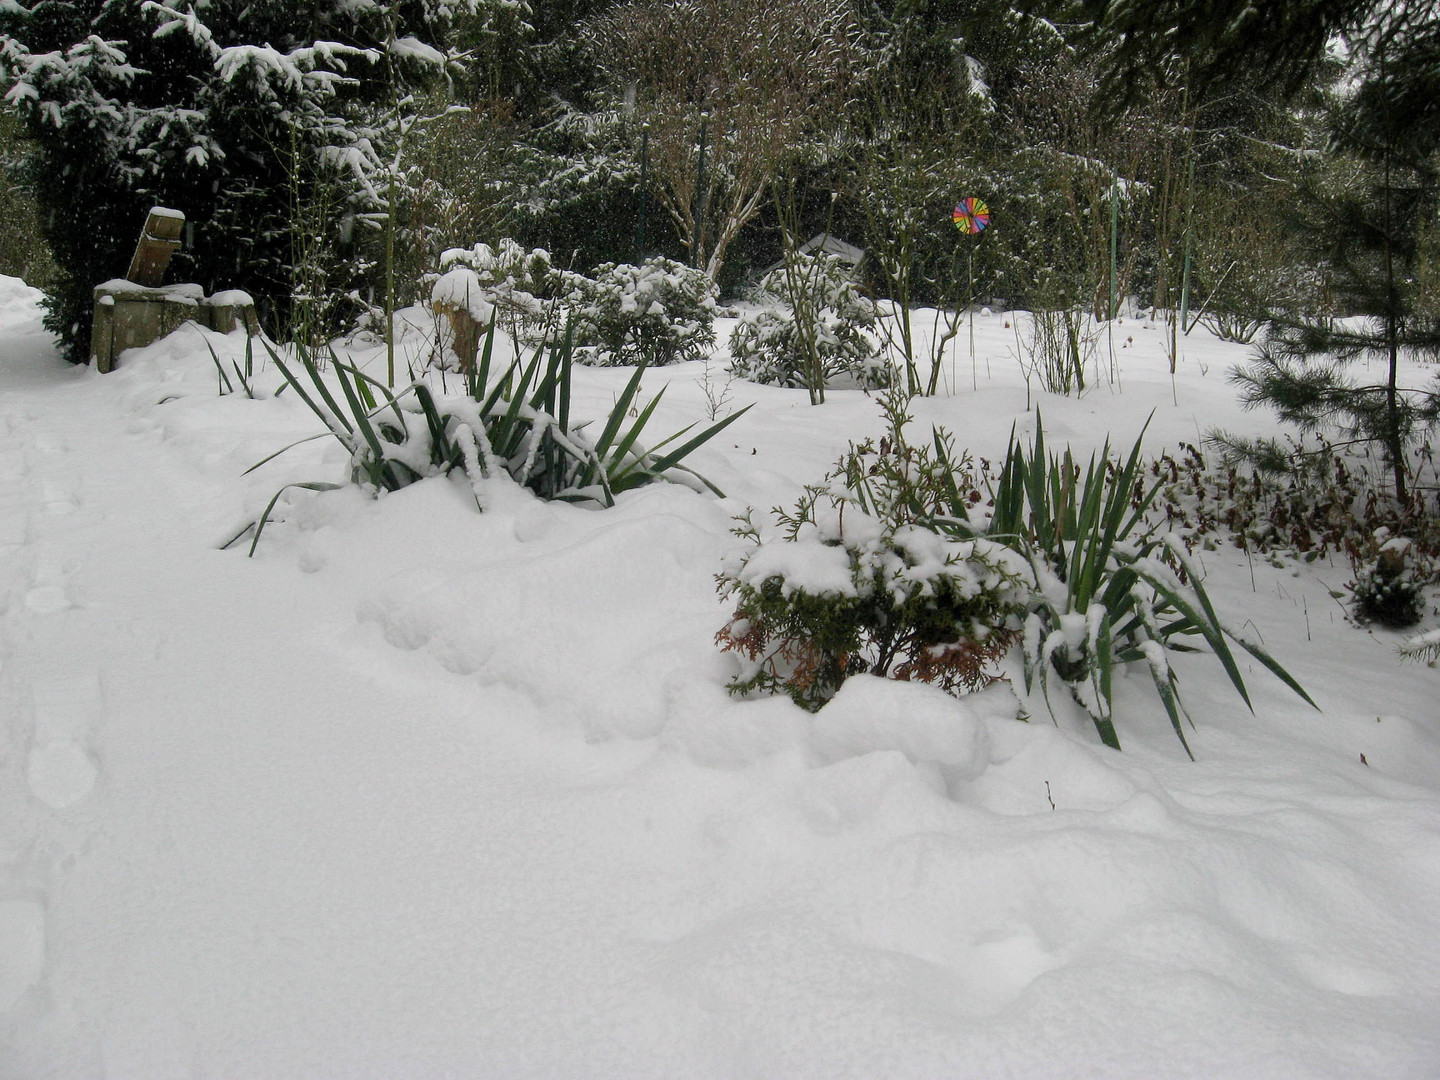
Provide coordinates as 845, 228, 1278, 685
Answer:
126, 208, 185, 288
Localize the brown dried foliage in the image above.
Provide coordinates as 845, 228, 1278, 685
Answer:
891, 631, 1020, 696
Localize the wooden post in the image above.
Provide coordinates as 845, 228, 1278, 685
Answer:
432, 301, 481, 374
92, 207, 265, 371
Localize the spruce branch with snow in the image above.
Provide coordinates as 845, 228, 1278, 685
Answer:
1219, 69, 1440, 504
0, 0, 489, 358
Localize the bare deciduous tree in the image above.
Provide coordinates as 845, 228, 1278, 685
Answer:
586, 0, 868, 280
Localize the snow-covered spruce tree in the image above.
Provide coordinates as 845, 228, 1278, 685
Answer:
1222, 36, 1440, 504
0, 110, 53, 283
1077, 0, 1438, 116
438, 0, 658, 274
503, 99, 648, 272
0, 0, 483, 360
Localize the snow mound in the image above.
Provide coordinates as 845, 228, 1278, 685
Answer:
660, 678, 808, 769
810, 676, 1001, 783
0, 274, 45, 330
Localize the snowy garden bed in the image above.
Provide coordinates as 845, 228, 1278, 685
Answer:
1, 274, 1438, 1077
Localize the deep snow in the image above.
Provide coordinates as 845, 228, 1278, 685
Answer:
1, 274, 1438, 1078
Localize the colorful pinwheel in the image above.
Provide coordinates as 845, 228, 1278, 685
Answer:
952, 198, 990, 234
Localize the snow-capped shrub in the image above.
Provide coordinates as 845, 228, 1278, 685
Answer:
717, 504, 1027, 710
729, 253, 889, 389
716, 394, 1027, 710
1352, 534, 1424, 628
430, 267, 498, 326
568, 257, 717, 367
438, 241, 562, 347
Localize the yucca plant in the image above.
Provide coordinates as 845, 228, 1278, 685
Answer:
228, 320, 749, 554
207, 337, 260, 399
937, 416, 1316, 757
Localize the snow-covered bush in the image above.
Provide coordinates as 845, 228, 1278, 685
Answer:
568, 257, 717, 367
437, 241, 562, 347
1014, 307, 1101, 396
728, 254, 888, 389
717, 504, 1027, 711
717, 394, 1026, 710
1352, 533, 1424, 628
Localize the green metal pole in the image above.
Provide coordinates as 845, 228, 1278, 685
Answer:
969, 246, 976, 391
1179, 154, 1195, 334
1109, 173, 1119, 320
694, 112, 710, 271
636, 124, 649, 264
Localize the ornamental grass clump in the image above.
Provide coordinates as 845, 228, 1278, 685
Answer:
207, 337, 260, 398
716, 393, 1028, 710
232, 321, 749, 554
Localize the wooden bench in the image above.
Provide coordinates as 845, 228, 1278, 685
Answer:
92, 208, 261, 372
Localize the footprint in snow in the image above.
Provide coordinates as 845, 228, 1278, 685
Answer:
29, 431, 67, 455
24, 670, 104, 808
23, 584, 72, 615
0, 898, 46, 1013
0, 508, 28, 547
38, 479, 79, 516
27, 741, 98, 809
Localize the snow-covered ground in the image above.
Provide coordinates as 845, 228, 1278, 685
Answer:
2, 273, 1438, 1078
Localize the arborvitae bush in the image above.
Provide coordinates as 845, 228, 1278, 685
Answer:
716, 393, 1027, 710
717, 500, 1027, 710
